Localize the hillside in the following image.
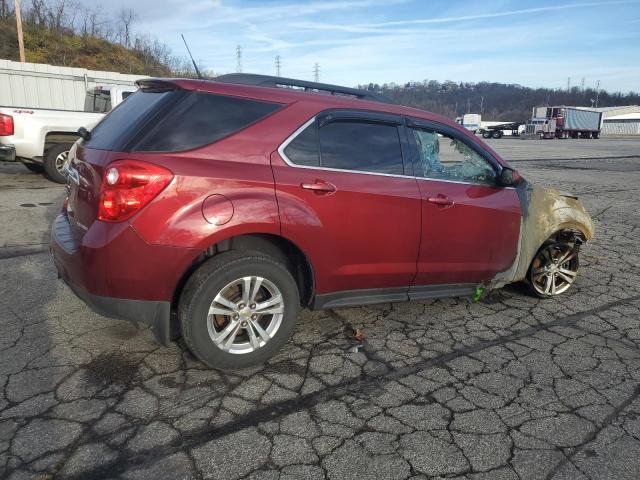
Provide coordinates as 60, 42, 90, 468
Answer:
0, 18, 173, 76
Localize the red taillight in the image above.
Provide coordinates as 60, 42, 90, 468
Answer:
0, 114, 14, 136
98, 160, 173, 222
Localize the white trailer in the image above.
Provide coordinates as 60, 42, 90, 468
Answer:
0, 59, 145, 110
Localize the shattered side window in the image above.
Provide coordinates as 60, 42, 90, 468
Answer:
412, 129, 497, 185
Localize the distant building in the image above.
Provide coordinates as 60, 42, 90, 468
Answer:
575, 105, 640, 135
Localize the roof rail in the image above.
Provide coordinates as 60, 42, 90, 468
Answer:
215, 73, 394, 104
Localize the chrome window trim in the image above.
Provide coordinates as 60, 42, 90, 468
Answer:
277, 115, 515, 189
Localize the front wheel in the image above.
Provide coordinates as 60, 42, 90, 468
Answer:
43, 144, 72, 184
527, 241, 579, 298
179, 251, 300, 369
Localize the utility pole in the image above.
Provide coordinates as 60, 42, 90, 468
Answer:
275, 55, 281, 77
567, 77, 571, 92
466, 97, 471, 114
236, 45, 242, 73
595, 80, 601, 108
14, 0, 25, 63
313, 62, 320, 82
480, 96, 484, 114
580, 77, 585, 92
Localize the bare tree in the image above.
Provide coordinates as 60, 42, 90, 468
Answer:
116, 7, 136, 47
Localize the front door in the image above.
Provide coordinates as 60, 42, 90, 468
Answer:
407, 122, 521, 286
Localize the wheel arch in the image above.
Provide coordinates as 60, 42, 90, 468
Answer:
172, 233, 316, 316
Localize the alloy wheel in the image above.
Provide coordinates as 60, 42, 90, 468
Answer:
207, 276, 284, 354
530, 242, 579, 296
55, 150, 69, 173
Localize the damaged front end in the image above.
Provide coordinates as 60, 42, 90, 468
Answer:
490, 181, 594, 291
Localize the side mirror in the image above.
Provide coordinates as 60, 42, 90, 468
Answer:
498, 167, 522, 187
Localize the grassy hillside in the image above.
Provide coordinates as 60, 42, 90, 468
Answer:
0, 18, 172, 75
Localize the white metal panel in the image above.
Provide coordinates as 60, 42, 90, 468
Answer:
0, 60, 147, 110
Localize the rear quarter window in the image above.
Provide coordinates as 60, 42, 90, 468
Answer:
132, 92, 282, 152
84, 89, 282, 152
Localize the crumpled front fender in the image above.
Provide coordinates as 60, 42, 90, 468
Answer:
491, 183, 594, 287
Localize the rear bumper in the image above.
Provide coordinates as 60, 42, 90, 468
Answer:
0, 144, 16, 161
64, 279, 172, 345
50, 213, 198, 345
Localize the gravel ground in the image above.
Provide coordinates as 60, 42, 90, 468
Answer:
1, 136, 639, 479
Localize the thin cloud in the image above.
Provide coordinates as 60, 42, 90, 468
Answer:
294, 0, 638, 31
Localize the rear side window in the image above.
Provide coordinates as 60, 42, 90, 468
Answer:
133, 92, 281, 152
319, 121, 404, 175
84, 89, 281, 152
84, 89, 173, 150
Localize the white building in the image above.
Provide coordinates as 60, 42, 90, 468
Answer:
602, 112, 640, 135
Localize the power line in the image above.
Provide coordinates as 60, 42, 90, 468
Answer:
236, 45, 242, 73
275, 55, 281, 77
313, 62, 320, 82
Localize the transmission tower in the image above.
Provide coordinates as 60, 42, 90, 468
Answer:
236, 45, 242, 73
580, 77, 585, 92
275, 55, 281, 77
567, 77, 571, 92
595, 80, 601, 108
313, 63, 320, 82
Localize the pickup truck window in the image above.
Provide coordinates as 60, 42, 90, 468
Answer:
84, 90, 112, 113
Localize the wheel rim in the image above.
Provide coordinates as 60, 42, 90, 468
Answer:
55, 150, 69, 173
530, 243, 578, 296
207, 276, 284, 354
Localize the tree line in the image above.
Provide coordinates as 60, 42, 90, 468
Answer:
362, 80, 640, 121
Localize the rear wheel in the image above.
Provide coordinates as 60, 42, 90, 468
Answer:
482, 131, 491, 139
492, 130, 503, 139
43, 144, 71, 184
527, 241, 579, 298
179, 251, 300, 369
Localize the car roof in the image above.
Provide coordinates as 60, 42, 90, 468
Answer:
136, 76, 507, 166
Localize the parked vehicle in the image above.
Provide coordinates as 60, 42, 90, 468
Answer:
529, 106, 602, 139
50, 74, 594, 369
0, 85, 136, 183
455, 113, 482, 132
479, 122, 525, 139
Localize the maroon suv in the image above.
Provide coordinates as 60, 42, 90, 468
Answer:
51, 74, 594, 369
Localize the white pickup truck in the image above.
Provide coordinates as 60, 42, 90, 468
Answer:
0, 85, 136, 183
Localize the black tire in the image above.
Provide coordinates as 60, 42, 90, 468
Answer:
492, 130, 503, 139
482, 131, 491, 139
179, 250, 300, 369
23, 162, 44, 173
43, 144, 71, 184
526, 241, 580, 298
592, 132, 599, 139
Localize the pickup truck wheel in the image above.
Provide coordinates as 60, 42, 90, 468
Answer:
527, 241, 579, 298
179, 251, 300, 370
43, 144, 71, 184
23, 163, 44, 173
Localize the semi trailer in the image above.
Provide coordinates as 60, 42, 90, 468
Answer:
530, 106, 602, 139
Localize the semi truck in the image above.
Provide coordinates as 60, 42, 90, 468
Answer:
530, 106, 602, 139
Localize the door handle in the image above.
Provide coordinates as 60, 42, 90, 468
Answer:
300, 180, 337, 194
427, 195, 454, 207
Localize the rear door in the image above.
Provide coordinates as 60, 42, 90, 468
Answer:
406, 120, 521, 287
271, 110, 421, 296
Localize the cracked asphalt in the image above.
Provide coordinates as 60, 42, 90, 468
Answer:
1, 136, 640, 479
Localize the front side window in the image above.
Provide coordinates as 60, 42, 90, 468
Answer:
319, 121, 403, 175
412, 129, 496, 185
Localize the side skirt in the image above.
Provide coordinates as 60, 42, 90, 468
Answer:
312, 284, 478, 310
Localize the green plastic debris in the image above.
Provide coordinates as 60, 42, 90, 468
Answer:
473, 286, 484, 302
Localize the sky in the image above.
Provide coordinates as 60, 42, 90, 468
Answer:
104, 0, 640, 92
